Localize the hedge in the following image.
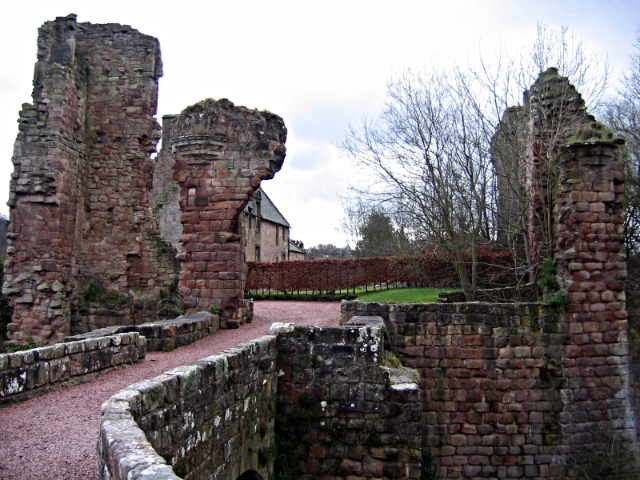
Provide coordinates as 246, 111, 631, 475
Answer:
247, 247, 513, 293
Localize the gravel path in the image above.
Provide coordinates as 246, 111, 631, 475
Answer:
0, 301, 341, 480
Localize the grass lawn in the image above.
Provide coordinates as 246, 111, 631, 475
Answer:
357, 287, 450, 303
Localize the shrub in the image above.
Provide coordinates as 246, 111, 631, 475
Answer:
247, 246, 514, 294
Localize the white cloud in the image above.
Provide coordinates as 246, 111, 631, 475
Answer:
1, 0, 638, 248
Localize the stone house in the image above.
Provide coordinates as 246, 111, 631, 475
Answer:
288, 240, 306, 261
244, 188, 305, 262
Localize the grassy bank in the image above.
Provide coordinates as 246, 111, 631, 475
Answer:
357, 287, 448, 303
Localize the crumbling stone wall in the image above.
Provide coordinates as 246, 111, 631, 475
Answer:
274, 318, 422, 480
341, 300, 637, 478
492, 68, 604, 269
170, 98, 287, 327
152, 114, 183, 250
97, 319, 423, 480
3, 15, 180, 345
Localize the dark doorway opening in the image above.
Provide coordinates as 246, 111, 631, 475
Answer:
238, 470, 264, 480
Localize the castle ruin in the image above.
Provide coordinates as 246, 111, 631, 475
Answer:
3, 15, 284, 343
1, 13, 638, 480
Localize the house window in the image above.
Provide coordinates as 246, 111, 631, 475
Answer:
275, 255, 279, 262
255, 245, 261, 262
275, 225, 279, 245
256, 201, 261, 231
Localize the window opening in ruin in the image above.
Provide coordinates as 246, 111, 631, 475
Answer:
276, 225, 279, 245
255, 245, 261, 262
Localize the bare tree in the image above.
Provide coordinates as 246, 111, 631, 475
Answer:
471, 24, 612, 282
341, 68, 495, 300
341, 25, 612, 299
606, 28, 640, 254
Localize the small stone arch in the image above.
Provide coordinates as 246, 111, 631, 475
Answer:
237, 470, 264, 480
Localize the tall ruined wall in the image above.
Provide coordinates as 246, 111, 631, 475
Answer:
341, 300, 636, 479
553, 140, 634, 475
170, 98, 286, 327
152, 114, 183, 251
490, 105, 525, 247
3, 15, 180, 345
491, 68, 600, 267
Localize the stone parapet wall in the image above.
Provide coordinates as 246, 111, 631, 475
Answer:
0, 332, 145, 405
273, 319, 422, 480
97, 319, 424, 480
341, 300, 636, 479
97, 335, 277, 480
66, 311, 218, 352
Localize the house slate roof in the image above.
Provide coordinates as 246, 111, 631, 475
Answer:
289, 241, 305, 254
245, 188, 290, 227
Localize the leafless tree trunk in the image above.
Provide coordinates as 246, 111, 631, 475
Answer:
340, 68, 494, 300
341, 25, 611, 299
606, 29, 640, 255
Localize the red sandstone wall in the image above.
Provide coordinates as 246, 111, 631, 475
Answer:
554, 141, 634, 472
171, 98, 286, 327
341, 299, 636, 479
4, 15, 179, 345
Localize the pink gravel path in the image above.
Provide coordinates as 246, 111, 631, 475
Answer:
0, 301, 340, 480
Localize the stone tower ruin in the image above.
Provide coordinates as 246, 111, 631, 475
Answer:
167, 99, 286, 327
3, 15, 286, 344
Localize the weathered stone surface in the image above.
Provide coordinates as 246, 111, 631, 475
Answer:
0, 332, 145, 405
98, 335, 278, 480
168, 98, 287, 326
98, 319, 422, 480
342, 297, 637, 479
65, 312, 218, 352
5, 14, 179, 345
275, 320, 421, 480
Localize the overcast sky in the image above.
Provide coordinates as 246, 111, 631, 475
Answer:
1, 0, 638, 247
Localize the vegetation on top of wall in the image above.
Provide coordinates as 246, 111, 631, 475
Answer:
569, 121, 618, 144
83, 283, 129, 305
381, 351, 403, 368
5, 336, 38, 353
